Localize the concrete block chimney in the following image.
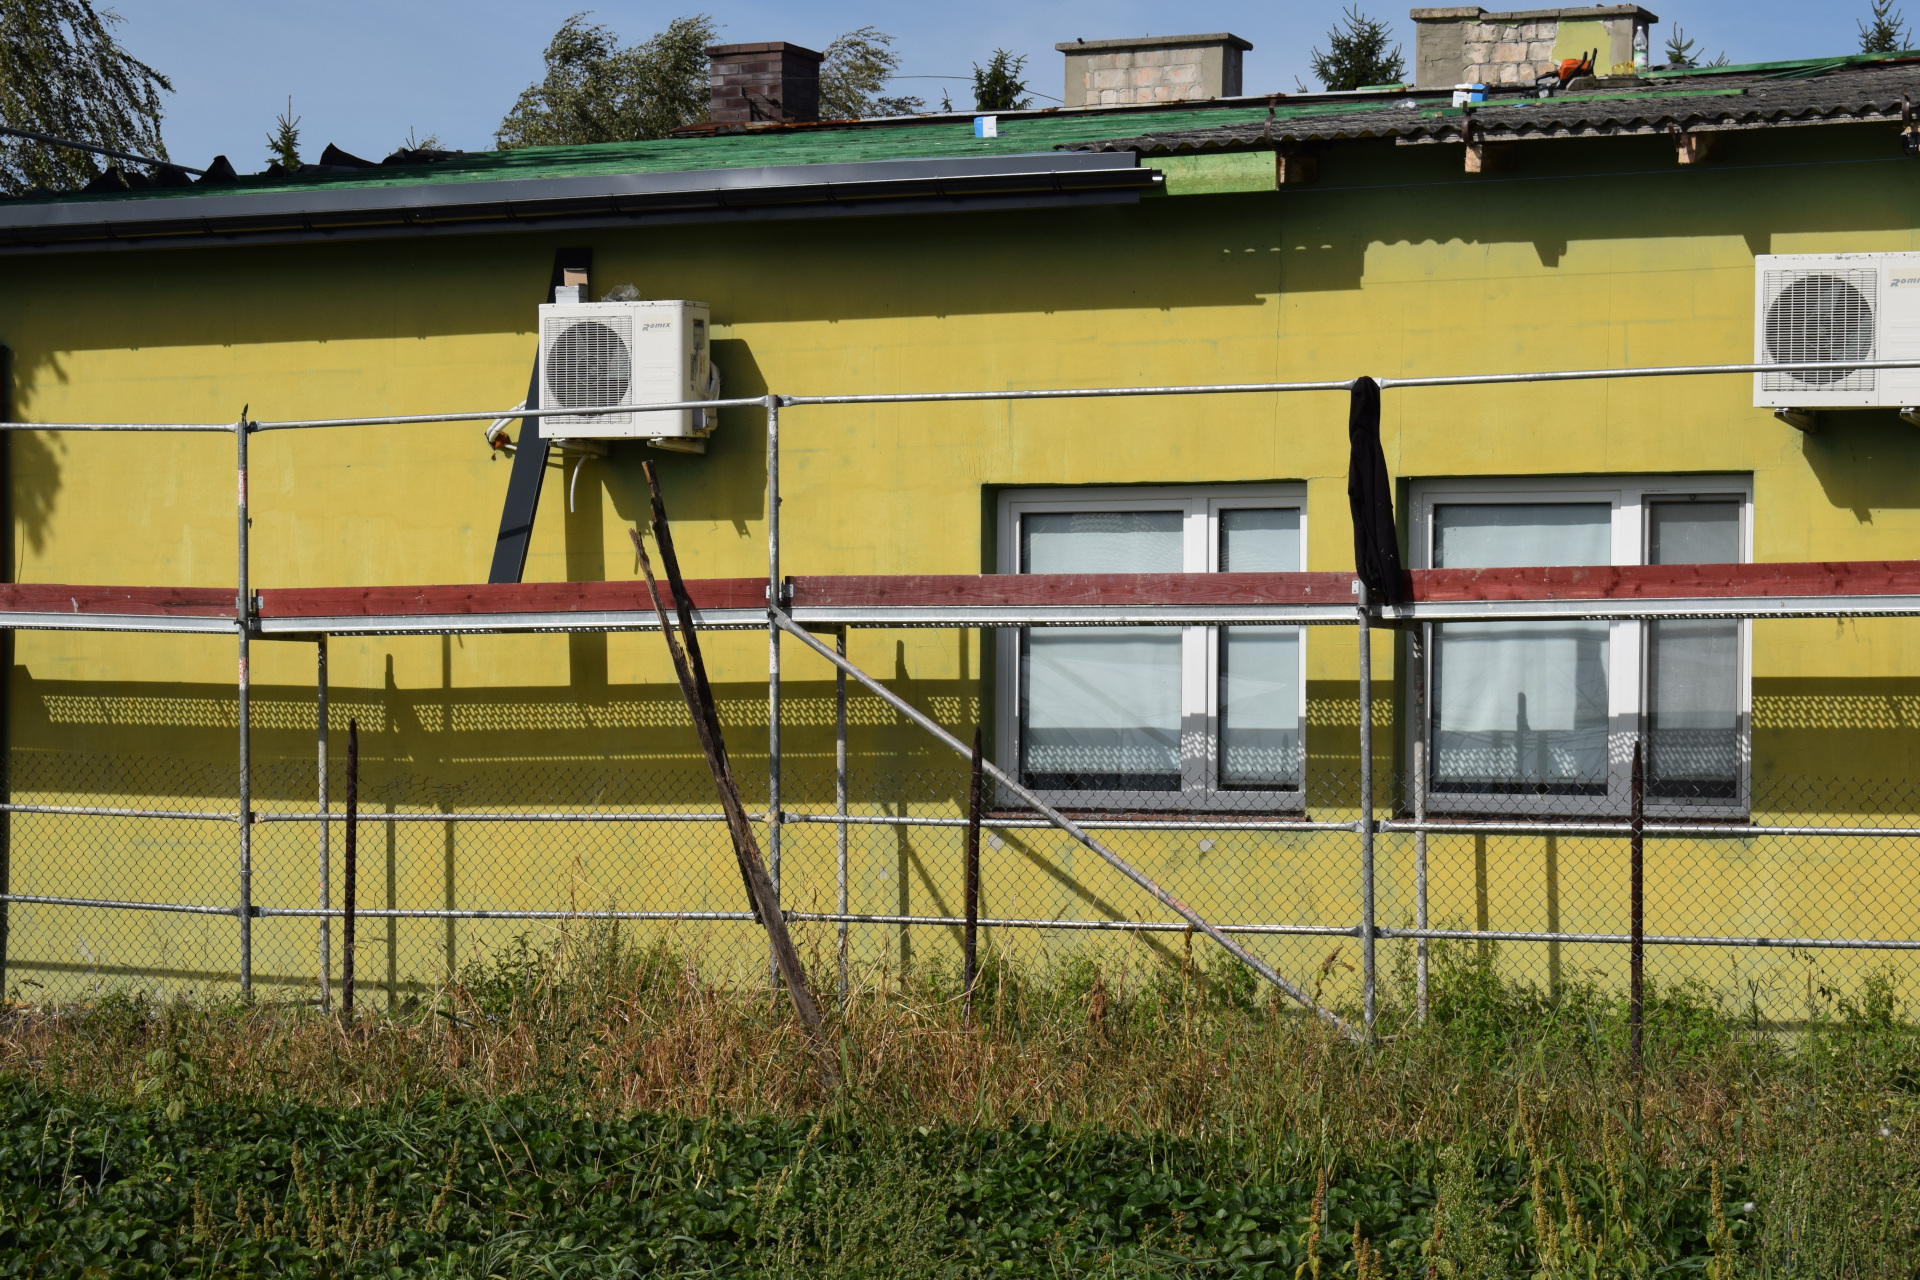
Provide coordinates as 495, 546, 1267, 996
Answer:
1411, 6, 1658, 89
706, 41, 824, 124
1056, 33, 1253, 107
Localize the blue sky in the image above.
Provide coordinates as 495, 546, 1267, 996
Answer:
112, 1, 1889, 168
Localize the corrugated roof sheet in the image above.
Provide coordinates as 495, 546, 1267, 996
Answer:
1065, 60, 1920, 154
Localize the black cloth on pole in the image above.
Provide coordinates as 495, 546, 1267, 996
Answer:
1346, 376, 1408, 606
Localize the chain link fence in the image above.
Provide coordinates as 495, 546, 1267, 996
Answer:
4, 624, 1918, 1027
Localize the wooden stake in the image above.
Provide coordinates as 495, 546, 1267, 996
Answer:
342, 718, 358, 1018
631, 464, 836, 1088
964, 726, 983, 1017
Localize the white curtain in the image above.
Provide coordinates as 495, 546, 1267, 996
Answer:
1220, 509, 1302, 787
1647, 503, 1741, 793
1431, 504, 1611, 791
1021, 512, 1183, 787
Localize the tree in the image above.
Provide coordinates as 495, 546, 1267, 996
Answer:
496, 12, 716, 149
0, 0, 172, 196
265, 96, 300, 169
1309, 5, 1406, 91
972, 49, 1030, 111
1663, 25, 1728, 68
1861, 0, 1912, 52
820, 26, 923, 118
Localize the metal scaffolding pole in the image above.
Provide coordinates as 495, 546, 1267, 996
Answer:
1357, 582, 1377, 1036
835, 628, 849, 1004
316, 636, 330, 1011
765, 394, 782, 984
236, 411, 253, 994
1410, 624, 1429, 1024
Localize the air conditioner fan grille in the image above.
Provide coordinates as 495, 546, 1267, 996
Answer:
544, 316, 634, 426
1762, 269, 1876, 392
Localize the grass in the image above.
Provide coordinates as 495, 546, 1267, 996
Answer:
2, 924, 1918, 1276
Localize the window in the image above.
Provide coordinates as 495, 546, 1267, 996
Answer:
1410, 477, 1751, 816
997, 485, 1306, 811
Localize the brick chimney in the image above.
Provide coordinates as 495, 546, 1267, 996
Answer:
706, 41, 824, 124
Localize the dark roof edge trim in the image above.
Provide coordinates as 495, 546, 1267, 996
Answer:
0, 153, 1147, 251
0, 177, 1151, 259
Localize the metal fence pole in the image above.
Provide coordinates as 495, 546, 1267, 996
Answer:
835, 628, 849, 1004
1410, 624, 1428, 1023
316, 636, 330, 1011
236, 410, 253, 994
1630, 740, 1645, 1080
766, 394, 782, 984
1357, 580, 1376, 1036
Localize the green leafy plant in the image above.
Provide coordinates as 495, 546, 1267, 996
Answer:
0, 0, 173, 195
1309, 5, 1406, 91
496, 12, 716, 148
819, 26, 923, 119
971, 49, 1030, 111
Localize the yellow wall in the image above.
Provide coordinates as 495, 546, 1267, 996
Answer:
4, 122, 1920, 1010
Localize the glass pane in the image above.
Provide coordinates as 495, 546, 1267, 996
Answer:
1435, 503, 1611, 568
1432, 502, 1612, 794
1648, 502, 1741, 798
1219, 508, 1299, 571
1432, 622, 1610, 792
1019, 510, 1184, 791
1022, 630, 1182, 790
1219, 509, 1303, 789
1221, 629, 1301, 788
1021, 510, 1182, 573
1649, 501, 1740, 566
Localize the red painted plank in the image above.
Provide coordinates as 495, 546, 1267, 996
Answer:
259, 578, 766, 619
790, 573, 1358, 607
1408, 562, 1920, 601
0, 584, 235, 617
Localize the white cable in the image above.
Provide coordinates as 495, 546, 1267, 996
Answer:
484, 401, 527, 453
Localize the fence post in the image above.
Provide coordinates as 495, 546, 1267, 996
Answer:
965, 726, 983, 1016
343, 718, 358, 1016
835, 628, 849, 1004
236, 409, 253, 995
317, 637, 330, 1011
1357, 579, 1376, 1037
1410, 624, 1428, 1024
765, 394, 781, 985
1630, 739, 1645, 1081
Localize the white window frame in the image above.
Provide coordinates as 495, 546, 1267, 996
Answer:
996, 484, 1308, 812
1407, 474, 1753, 819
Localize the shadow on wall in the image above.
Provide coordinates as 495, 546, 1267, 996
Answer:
599, 338, 769, 535
1799, 410, 1920, 519
10, 430, 62, 567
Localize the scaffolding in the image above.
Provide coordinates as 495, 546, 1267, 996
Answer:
5, 355, 1920, 1035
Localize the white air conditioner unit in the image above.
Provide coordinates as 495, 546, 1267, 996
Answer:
536, 299, 715, 442
1754, 252, 1920, 408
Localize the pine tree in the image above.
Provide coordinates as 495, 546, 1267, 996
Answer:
0, 0, 173, 196
1664, 26, 1699, 67
820, 27, 923, 119
972, 50, 1030, 111
265, 97, 300, 169
1861, 0, 1912, 52
497, 12, 716, 148
1309, 6, 1406, 92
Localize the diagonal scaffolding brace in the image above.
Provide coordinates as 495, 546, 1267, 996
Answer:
771, 609, 1362, 1041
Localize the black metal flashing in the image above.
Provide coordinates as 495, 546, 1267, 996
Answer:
0, 153, 1157, 255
